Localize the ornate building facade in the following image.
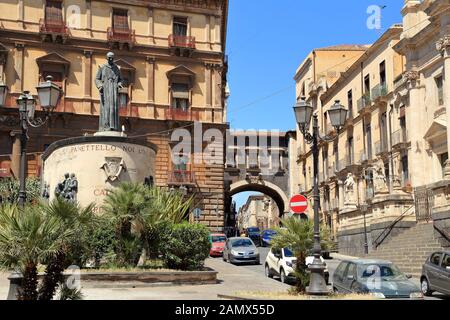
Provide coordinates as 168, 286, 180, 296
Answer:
0, 0, 229, 230
292, 0, 450, 255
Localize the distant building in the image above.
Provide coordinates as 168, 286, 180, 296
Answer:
237, 194, 280, 231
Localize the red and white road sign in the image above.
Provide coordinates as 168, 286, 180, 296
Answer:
289, 194, 308, 214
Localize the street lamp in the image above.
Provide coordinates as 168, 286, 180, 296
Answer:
0, 75, 62, 206
293, 97, 347, 295
359, 203, 369, 254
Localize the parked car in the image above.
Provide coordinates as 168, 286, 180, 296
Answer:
332, 259, 423, 299
209, 233, 227, 257
264, 247, 329, 284
260, 229, 277, 247
245, 227, 261, 245
420, 251, 450, 296
223, 237, 260, 265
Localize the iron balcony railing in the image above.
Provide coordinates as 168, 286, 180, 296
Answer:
374, 140, 389, 155
165, 108, 200, 121
167, 170, 196, 185
346, 153, 355, 167
371, 83, 388, 100
357, 92, 371, 112
107, 27, 136, 43
391, 129, 408, 148
169, 34, 196, 49
335, 159, 346, 172
39, 18, 69, 35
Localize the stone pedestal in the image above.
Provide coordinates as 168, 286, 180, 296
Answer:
42, 135, 157, 213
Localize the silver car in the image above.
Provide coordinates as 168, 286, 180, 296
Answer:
223, 237, 260, 265
421, 251, 450, 296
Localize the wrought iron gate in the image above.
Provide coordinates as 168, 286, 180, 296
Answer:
414, 186, 433, 222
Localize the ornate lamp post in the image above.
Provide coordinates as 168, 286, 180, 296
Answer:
0, 76, 61, 206
293, 98, 347, 295
359, 203, 369, 254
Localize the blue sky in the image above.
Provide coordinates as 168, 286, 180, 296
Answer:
227, 0, 404, 211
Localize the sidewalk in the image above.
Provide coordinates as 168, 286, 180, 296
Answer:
0, 258, 290, 300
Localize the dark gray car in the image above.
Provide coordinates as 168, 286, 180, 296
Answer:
223, 237, 260, 265
421, 251, 450, 296
332, 259, 423, 299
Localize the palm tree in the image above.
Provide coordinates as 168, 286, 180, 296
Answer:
37, 197, 96, 300
102, 182, 149, 266
0, 204, 72, 300
271, 217, 332, 293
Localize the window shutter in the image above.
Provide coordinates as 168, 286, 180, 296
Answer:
45, 1, 63, 22
113, 10, 129, 31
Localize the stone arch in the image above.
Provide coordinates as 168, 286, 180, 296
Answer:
229, 180, 290, 217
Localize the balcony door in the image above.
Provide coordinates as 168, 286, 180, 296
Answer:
171, 83, 190, 111
173, 17, 188, 36
112, 9, 129, 32
45, 1, 63, 24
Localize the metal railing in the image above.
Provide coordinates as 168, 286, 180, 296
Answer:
374, 140, 388, 155
346, 153, 355, 167
371, 83, 388, 100
373, 205, 415, 248
165, 108, 200, 121
391, 129, 408, 147
107, 27, 136, 43
39, 18, 69, 35
357, 92, 371, 112
169, 34, 196, 49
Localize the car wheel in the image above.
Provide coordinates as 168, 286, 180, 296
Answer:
280, 269, 287, 284
265, 264, 273, 278
421, 277, 433, 296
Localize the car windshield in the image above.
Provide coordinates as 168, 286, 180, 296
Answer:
212, 236, 226, 243
247, 228, 260, 233
358, 264, 408, 281
283, 248, 294, 257
231, 239, 254, 247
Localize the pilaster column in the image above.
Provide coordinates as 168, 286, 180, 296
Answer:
9, 130, 21, 179
436, 36, 450, 178
338, 180, 344, 210
147, 6, 155, 44
83, 50, 93, 114
205, 63, 213, 108
404, 70, 422, 184
13, 43, 24, 93
86, 0, 92, 36
146, 56, 155, 103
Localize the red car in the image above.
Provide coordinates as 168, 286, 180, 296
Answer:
209, 233, 227, 257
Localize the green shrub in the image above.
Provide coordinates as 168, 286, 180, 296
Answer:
0, 177, 41, 204
87, 218, 117, 267
160, 222, 211, 271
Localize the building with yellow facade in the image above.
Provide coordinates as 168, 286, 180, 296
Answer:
292, 0, 450, 257
0, 0, 229, 230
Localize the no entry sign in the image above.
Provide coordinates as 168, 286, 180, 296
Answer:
290, 194, 308, 214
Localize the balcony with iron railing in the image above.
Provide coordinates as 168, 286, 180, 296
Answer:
167, 170, 196, 186
165, 108, 200, 122
357, 92, 371, 113
107, 27, 136, 47
391, 129, 408, 149
335, 158, 346, 172
169, 34, 196, 49
374, 140, 389, 155
345, 153, 355, 168
371, 83, 388, 101
39, 18, 70, 42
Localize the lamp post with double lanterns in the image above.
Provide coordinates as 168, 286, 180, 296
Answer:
293, 98, 347, 295
0, 76, 62, 207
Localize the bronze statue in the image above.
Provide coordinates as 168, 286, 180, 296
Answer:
95, 52, 123, 132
